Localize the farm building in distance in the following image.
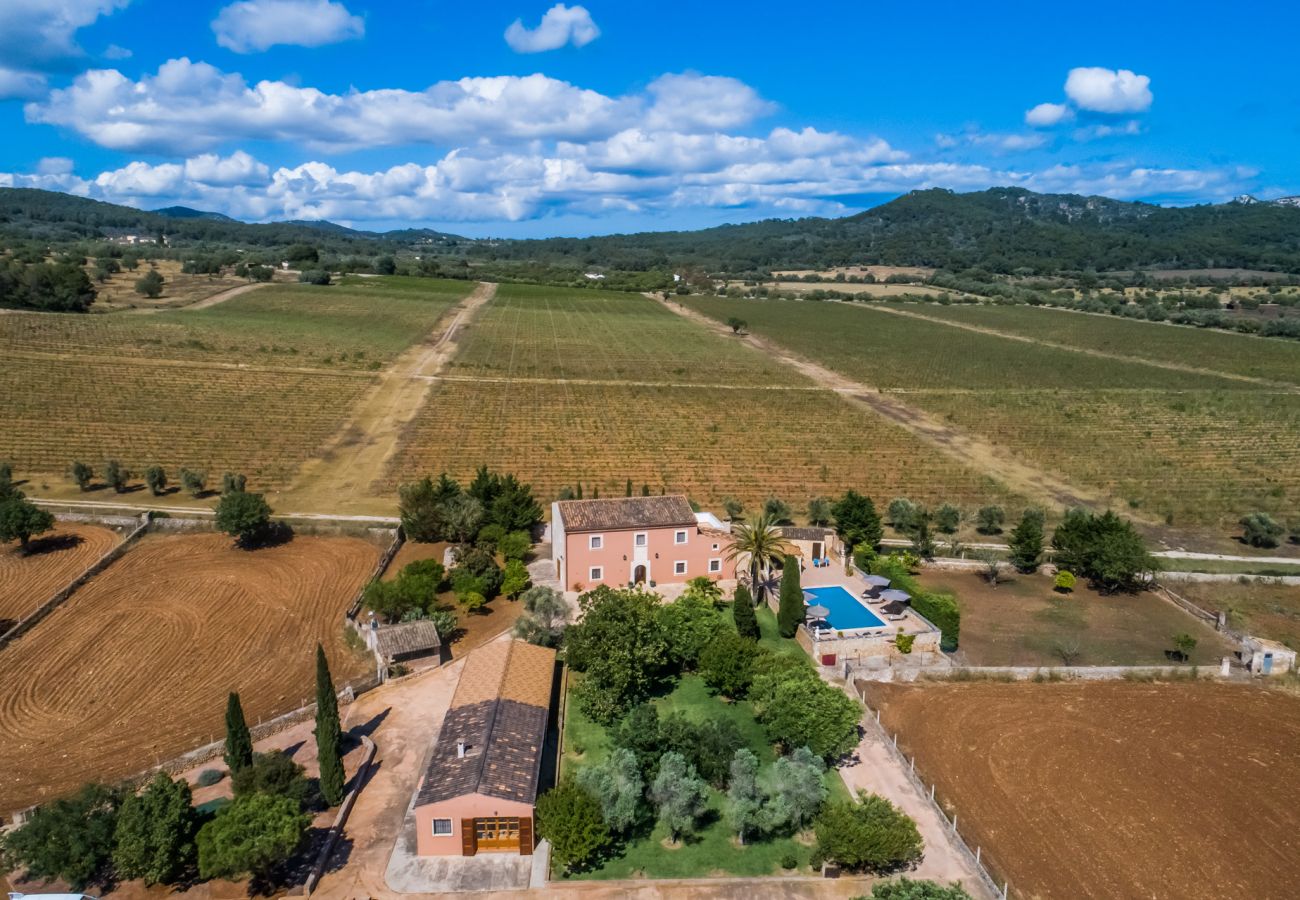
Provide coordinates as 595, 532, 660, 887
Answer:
411, 639, 557, 856
550, 495, 736, 591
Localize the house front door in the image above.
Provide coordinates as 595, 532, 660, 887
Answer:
633, 564, 647, 585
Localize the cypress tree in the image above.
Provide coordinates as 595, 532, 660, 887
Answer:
1008, 511, 1045, 573
777, 555, 803, 638
224, 692, 253, 773
315, 644, 345, 806
625, 478, 633, 497
732, 583, 760, 641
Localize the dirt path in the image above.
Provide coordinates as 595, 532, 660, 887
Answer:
123, 280, 269, 314
858, 303, 1299, 392
657, 296, 1121, 514
281, 282, 497, 511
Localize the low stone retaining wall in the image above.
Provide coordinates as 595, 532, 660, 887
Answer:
0, 512, 150, 652
921, 664, 1222, 682
347, 527, 404, 619
305, 736, 377, 895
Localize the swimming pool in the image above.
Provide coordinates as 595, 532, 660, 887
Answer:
805, 585, 887, 631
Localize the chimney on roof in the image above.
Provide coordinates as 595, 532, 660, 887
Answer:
457, 740, 466, 759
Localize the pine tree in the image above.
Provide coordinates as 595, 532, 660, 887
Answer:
224, 692, 253, 774
1008, 511, 1045, 573
732, 583, 760, 640
777, 555, 803, 638
314, 644, 345, 806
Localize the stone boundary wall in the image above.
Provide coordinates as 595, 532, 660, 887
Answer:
0, 512, 151, 652
920, 664, 1222, 683
347, 527, 405, 619
305, 736, 377, 895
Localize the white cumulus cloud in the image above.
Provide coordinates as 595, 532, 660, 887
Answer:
1024, 102, 1071, 127
1064, 67, 1153, 114
212, 0, 364, 53
0, 0, 130, 69
504, 3, 599, 53
0, 67, 47, 100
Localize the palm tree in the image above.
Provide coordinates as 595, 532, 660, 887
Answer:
725, 513, 792, 603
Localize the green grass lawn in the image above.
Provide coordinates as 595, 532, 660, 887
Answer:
559, 651, 850, 880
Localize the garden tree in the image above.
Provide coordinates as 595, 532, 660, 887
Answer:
104, 459, 130, 493
764, 496, 794, 524
398, 476, 446, 541
975, 505, 1005, 535
814, 791, 923, 873
179, 468, 206, 497
1239, 512, 1285, 548
574, 747, 644, 834
726, 315, 747, 334
196, 793, 310, 880
144, 465, 167, 496
223, 691, 254, 773
935, 504, 961, 535
0, 495, 55, 553
535, 779, 611, 873
215, 490, 274, 548
298, 269, 331, 285
564, 586, 669, 723
315, 644, 345, 807
832, 490, 883, 565
501, 558, 531, 599
441, 493, 485, 544
777, 555, 803, 638
71, 460, 93, 491
476, 523, 506, 552
135, 268, 164, 298
765, 747, 828, 832
722, 496, 744, 520
726, 749, 764, 844
512, 585, 571, 647
1008, 509, 1045, 572
725, 513, 792, 602
221, 472, 247, 494
1172, 632, 1198, 661
807, 496, 832, 527
658, 715, 745, 788
906, 507, 936, 559
658, 590, 726, 668
887, 498, 917, 531
682, 574, 724, 606
465, 467, 544, 533
1051, 509, 1157, 592
450, 544, 503, 600
698, 629, 755, 697
112, 772, 198, 885
498, 530, 531, 561
866, 878, 974, 899
641, 483, 651, 496
363, 563, 441, 622
759, 669, 860, 759
1054, 570, 1076, 592
649, 752, 709, 844
974, 550, 1002, 587
0, 783, 120, 889
731, 583, 760, 640
230, 752, 315, 809
625, 478, 633, 496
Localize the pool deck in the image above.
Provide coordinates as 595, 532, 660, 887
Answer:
799, 562, 933, 636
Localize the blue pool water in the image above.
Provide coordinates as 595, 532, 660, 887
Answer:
805, 585, 887, 630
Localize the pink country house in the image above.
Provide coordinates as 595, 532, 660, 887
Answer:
551, 495, 736, 591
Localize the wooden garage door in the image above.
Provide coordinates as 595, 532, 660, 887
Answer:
474, 816, 521, 851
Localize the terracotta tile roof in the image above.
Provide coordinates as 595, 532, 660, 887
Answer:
556, 495, 696, 532
416, 639, 557, 807
372, 620, 441, 660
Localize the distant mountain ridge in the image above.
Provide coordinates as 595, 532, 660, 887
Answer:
152, 205, 238, 222
1232, 194, 1300, 208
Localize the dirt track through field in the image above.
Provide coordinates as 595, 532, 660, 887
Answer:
282, 282, 497, 509
858, 303, 1300, 392
865, 681, 1300, 900
124, 280, 269, 315
0, 532, 376, 815
657, 296, 1118, 514
0, 523, 120, 627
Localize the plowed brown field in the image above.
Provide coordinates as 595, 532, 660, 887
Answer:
864, 681, 1300, 900
0, 524, 120, 628
0, 532, 376, 815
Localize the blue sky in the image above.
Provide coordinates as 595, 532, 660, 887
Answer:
0, 0, 1296, 236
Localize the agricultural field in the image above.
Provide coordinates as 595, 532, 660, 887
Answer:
446, 283, 805, 386
917, 570, 1236, 667
902, 302, 1300, 386
743, 281, 949, 299
84, 259, 247, 311
382, 378, 1023, 511
1171, 580, 1300, 650
0, 531, 376, 816
864, 681, 1300, 900
688, 297, 1299, 526
771, 265, 936, 280
2, 356, 372, 491
0, 523, 120, 629
0, 276, 472, 371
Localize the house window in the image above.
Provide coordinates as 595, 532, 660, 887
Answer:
589, 534, 603, 550
709, 558, 721, 573
712, 543, 719, 552
674, 561, 687, 575
432, 818, 453, 836
589, 566, 603, 581
635, 532, 647, 547
674, 530, 688, 544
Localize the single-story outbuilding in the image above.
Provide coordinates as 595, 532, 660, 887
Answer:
368, 619, 443, 670
1242, 636, 1296, 676
411, 639, 556, 856
779, 526, 841, 565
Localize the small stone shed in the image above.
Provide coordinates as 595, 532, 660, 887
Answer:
368, 619, 443, 669
1242, 636, 1296, 676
